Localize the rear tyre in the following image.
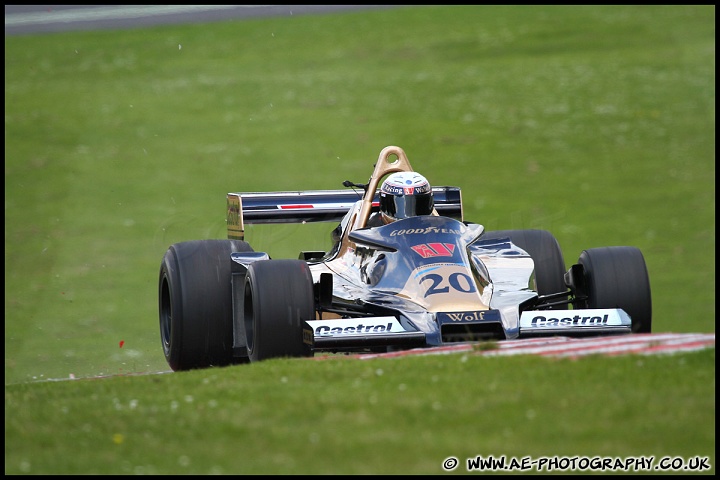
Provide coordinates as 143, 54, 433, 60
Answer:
481, 229, 567, 300
244, 259, 315, 362
159, 239, 253, 371
579, 246, 652, 333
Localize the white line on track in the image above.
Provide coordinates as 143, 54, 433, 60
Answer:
5, 5, 266, 27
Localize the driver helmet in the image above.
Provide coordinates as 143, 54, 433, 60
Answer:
379, 172, 434, 222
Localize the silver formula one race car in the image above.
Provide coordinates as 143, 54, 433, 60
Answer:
158, 146, 652, 370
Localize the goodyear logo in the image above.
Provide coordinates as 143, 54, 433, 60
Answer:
390, 226, 463, 236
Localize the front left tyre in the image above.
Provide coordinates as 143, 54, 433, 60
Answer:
159, 239, 253, 371
578, 246, 652, 333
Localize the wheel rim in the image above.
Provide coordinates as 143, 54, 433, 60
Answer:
160, 275, 172, 356
243, 280, 255, 355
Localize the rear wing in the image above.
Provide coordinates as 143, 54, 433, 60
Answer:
227, 187, 463, 240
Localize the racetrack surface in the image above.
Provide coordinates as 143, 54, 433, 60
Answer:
35, 333, 714, 383
322, 333, 716, 361
4, 5, 403, 35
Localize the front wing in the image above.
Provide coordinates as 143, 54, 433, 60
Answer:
302, 308, 632, 351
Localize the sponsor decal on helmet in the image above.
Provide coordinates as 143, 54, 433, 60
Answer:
381, 183, 431, 196
381, 172, 432, 197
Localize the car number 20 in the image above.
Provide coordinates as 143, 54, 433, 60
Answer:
420, 272, 476, 297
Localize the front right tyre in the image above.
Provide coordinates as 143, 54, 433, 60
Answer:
244, 259, 315, 362
159, 239, 253, 371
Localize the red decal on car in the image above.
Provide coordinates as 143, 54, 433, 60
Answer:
411, 243, 455, 258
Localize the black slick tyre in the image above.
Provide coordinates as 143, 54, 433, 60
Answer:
159, 239, 253, 371
578, 246, 652, 333
244, 259, 315, 362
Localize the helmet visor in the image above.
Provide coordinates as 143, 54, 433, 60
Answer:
384, 192, 434, 219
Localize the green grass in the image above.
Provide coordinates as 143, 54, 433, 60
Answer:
4, 350, 716, 474
4, 5, 715, 474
